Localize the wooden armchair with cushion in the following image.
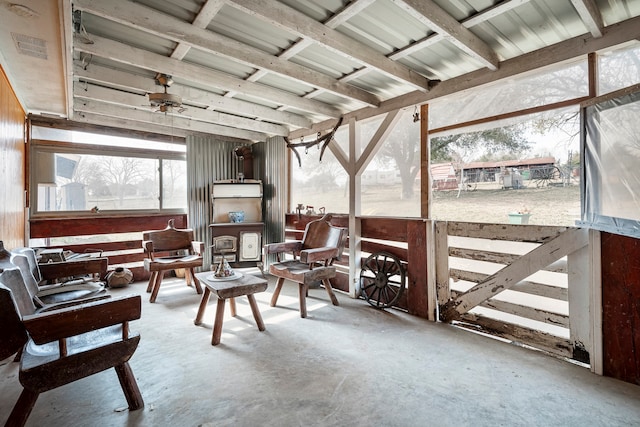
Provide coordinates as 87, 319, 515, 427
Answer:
142, 219, 204, 303
264, 214, 348, 318
0, 266, 144, 427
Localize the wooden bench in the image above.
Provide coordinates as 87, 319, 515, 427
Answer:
0, 266, 144, 426
142, 219, 204, 303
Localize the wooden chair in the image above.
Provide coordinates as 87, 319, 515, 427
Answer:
142, 219, 204, 303
9, 245, 108, 307
264, 214, 347, 318
0, 266, 144, 427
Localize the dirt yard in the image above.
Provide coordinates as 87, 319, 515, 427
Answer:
430, 182, 581, 226
296, 180, 582, 227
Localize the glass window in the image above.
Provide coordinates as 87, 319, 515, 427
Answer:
31, 128, 186, 214
162, 159, 188, 209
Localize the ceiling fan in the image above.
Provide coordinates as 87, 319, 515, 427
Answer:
148, 73, 185, 113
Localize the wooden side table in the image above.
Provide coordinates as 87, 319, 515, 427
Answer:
194, 272, 268, 346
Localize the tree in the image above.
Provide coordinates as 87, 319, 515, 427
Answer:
431, 125, 532, 163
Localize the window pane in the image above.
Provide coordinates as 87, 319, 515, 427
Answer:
162, 159, 187, 209
32, 126, 185, 152
36, 153, 160, 212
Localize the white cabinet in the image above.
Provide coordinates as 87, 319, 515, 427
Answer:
211, 180, 262, 223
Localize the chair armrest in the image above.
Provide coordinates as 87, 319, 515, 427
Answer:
191, 241, 204, 255
264, 241, 302, 255
300, 247, 339, 264
22, 295, 141, 345
39, 257, 109, 281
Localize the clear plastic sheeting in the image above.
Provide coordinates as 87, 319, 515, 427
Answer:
429, 59, 588, 131
598, 41, 640, 96
581, 88, 640, 237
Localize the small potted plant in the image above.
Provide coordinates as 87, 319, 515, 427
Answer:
508, 206, 532, 224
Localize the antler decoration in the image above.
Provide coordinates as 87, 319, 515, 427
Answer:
284, 117, 343, 167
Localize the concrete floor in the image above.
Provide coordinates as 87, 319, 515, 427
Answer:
2, 273, 640, 427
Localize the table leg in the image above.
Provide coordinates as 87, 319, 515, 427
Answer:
247, 294, 265, 332
212, 298, 226, 346
194, 287, 212, 326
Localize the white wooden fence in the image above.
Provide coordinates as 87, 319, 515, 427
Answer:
435, 221, 592, 362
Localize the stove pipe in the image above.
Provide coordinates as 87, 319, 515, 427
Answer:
234, 145, 254, 180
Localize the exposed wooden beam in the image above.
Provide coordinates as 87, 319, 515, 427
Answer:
74, 64, 312, 129
74, 0, 379, 107
170, 0, 225, 60
73, 100, 268, 141
74, 34, 343, 119
30, 114, 187, 144
61, 0, 74, 118
389, 0, 499, 70
73, 83, 289, 136
228, 0, 432, 92
225, 0, 378, 103
570, 0, 604, 38
390, 0, 531, 60
288, 14, 640, 139
355, 109, 402, 174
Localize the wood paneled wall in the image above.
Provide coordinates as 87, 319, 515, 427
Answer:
601, 232, 640, 385
0, 66, 26, 248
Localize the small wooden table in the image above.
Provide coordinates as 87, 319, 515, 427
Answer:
194, 272, 268, 346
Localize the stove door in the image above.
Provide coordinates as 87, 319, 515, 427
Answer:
239, 231, 261, 261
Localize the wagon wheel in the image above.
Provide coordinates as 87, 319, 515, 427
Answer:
535, 166, 564, 188
359, 252, 406, 309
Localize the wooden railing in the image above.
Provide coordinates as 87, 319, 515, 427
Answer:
29, 213, 188, 281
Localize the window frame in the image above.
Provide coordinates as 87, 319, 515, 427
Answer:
30, 139, 187, 218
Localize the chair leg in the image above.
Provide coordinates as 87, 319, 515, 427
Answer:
6, 388, 39, 427
149, 272, 164, 303
270, 277, 285, 307
322, 279, 339, 306
146, 272, 157, 293
299, 283, 308, 318
115, 362, 144, 411
189, 268, 203, 294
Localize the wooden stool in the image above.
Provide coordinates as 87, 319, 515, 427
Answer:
194, 272, 268, 346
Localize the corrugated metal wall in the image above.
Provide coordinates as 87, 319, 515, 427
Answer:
254, 136, 287, 268
186, 135, 245, 270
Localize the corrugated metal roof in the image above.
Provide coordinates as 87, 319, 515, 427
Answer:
1, 0, 639, 141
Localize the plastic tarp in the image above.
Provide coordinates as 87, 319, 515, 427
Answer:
580, 88, 640, 237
